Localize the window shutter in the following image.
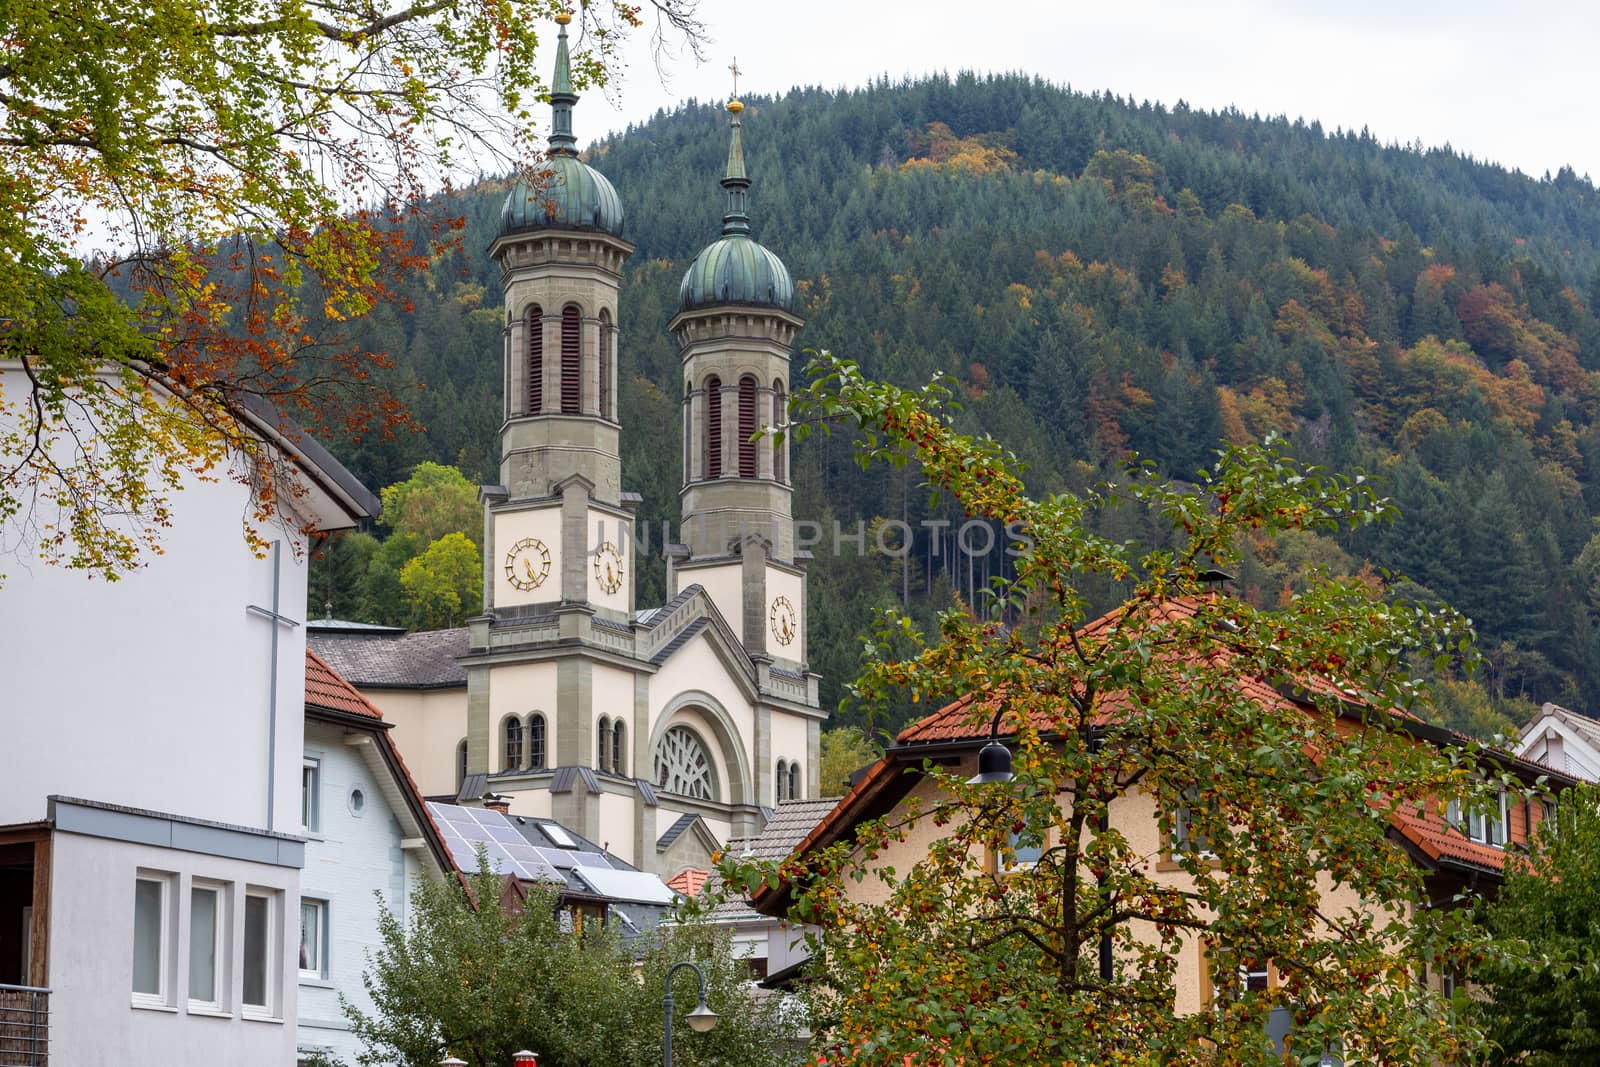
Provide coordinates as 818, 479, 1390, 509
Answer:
560, 305, 581, 413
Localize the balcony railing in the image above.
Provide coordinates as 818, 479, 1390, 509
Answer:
0, 984, 48, 1066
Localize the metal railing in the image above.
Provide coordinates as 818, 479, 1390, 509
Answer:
0, 984, 48, 1066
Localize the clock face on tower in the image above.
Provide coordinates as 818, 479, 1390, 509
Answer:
504, 537, 551, 591
593, 541, 624, 594
769, 595, 797, 646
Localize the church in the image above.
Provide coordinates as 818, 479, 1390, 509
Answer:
314, 14, 825, 877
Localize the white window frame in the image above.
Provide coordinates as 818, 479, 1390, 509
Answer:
131, 871, 174, 1008
302, 758, 321, 833
242, 887, 281, 1019
299, 898, 329, 982
1172, 794, 1217, 860
1449, 792, 1509, 848
187, 880, 228, 1012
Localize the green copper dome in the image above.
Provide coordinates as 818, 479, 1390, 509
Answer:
678, 234, 794, 313
500, 154, 625, 238
498, 15, 625, 240
677, 99, 792, 314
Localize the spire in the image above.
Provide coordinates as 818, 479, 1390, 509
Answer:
548, 12, 578, 157
720, 96, 751, 236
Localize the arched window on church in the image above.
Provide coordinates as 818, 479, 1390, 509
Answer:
772, 378, 786, 484
706, 375, 723, 479
611, 720, 626, 777
503, 716, 523, 772
560, 304, 582, 414
654, 725, 719, 801
789, 761, 801, 802
529, 713, 547, 770
738, 376, 757, 478
683, 379, 693, 482
526, 304, 544, 414
456, 739, 468, 791
597, 716, 611, 772
598, 308, 614, 420
775, 759, 789, 803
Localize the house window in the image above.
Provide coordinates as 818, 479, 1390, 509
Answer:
300, 899, 328, 981
737, 376, 757, 478
526, 304, 544, 414
1171, 789, 1213, 858
503, 716, 524, 772
1003, 822, 1045, 872
188, 883, 224, 1009
597, 717, 612, 772
302, 758, 321, 832
529, 714, 547, 770
612, 720, 626, 777
1239, 960, 1271, 993
706, 375, 722, 479
560, 304, 581, 414
1449, 793, 1509, 848
131, 873, 170, 1006
775, 759, 789, 803
243, 888, 279, 1016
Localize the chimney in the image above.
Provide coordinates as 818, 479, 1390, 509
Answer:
513, 1052, 539, 1067
484, 793, 512, 815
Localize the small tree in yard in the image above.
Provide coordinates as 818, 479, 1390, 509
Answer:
716, 355, 1510, 1065
1473, 782, 1600, 1065
346, 859, 802, 1067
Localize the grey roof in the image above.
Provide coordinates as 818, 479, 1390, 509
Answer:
1522, 702, 1600, 747
656, 812, 701, 851
308, 628, 469, 689
705, 798, 839, 922
234, 392, 380, 521
307, 618, 406, 635
456, 774, 489, 804
549, 765, 602, 795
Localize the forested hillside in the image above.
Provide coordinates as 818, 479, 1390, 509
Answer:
315, 72, 1600, 737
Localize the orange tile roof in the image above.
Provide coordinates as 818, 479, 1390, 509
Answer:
305, 649, 386, 719
667, 868, 709, 898
758, 596, 1570, 911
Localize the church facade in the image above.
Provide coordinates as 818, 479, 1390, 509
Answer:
324, 17, 824, 876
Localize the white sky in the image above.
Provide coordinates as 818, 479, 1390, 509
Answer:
576, 0, 1600, 182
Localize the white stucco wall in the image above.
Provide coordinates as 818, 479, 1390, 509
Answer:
48, 829, 299, 1066
767, 713, 811, 802
596, 791, 636, 865
298, 723, 429, 1066
489, 662, 558, 773
363, 688, 469, 798
675, 562, 744, 644
0, 464, 308, 835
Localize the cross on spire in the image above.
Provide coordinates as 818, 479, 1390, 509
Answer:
728, 57, 741, 100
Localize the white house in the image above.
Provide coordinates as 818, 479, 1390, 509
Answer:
1516, 701, 1600, 781
0, 375, 377, 1065
298, 650, 453, 1065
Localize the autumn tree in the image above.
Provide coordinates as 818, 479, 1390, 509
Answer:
399, 531, 481, 629
379, 462, 483, 548
0, 0, 700, 580
1473, 783, 1600, 1065
722, 355, 1508, 1065
347, 860, 801, 1067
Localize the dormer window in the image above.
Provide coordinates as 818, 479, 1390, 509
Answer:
1447, 792, 1509, 848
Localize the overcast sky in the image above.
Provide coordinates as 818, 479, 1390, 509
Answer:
573, 0, 1599, 183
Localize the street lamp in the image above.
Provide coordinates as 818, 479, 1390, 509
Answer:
965, 705, 1015, 785
663, 959, 719, 1067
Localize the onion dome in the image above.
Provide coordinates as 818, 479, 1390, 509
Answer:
677, 99, 794, 314
500, 13, 626, 239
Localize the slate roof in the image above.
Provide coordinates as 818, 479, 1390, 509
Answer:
308, 627, 469, 689
705, 798, 837, 922
656, 812, 701, 850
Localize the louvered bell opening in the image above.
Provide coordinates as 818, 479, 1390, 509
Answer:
706, 376, 722, 479
560, 306, 582, 414
738, 377, 758, 478
598, 311, 613, 420
526, 305, 543, 414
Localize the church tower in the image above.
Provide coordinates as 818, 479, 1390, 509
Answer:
669, 97, 808, 670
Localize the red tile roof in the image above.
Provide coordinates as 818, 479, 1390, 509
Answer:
667, 868, 709, 898
756, 596, 1570, 911
305, 649, 385, 719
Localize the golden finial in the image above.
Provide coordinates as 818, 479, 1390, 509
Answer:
727, 99, 745, 114
554, 10, 572, 24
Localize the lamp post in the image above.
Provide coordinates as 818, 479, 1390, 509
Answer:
662, 959, 719, 1067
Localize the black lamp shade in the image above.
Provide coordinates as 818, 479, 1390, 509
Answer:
967, 740, 1015, 785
